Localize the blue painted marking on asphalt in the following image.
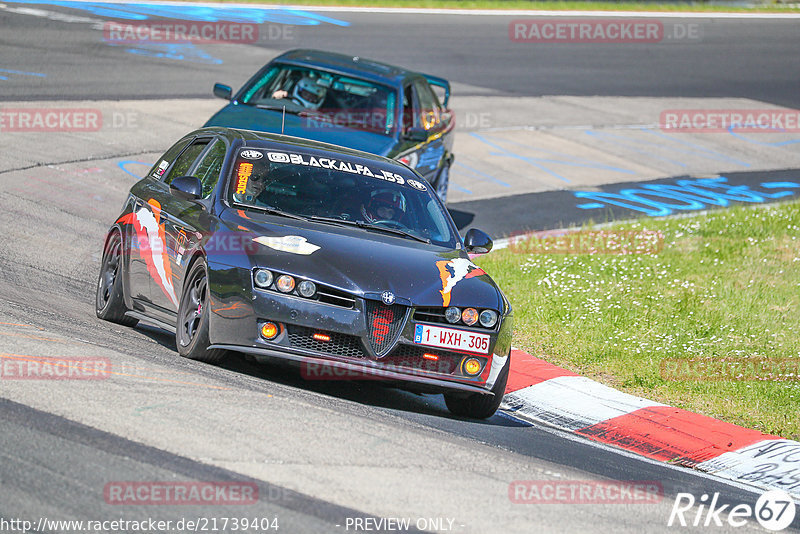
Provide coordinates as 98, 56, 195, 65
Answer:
643, 128, 751, 167
760, 182, 800, 189
729, 127, 800, 148
573, 176, 800, 217
584, 130, 690, 168
111, 42, 222, 64
118, 160, 150, 180
0, 68, 47, 77
470, 133, 571, 183
449, 183, 472, 195
488, 134, 635, 175
6, 0, 350, 25
0, 76, 7, 81
454, 161, 510, 188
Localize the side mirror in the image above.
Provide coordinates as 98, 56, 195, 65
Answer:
463, 228, 493, 254
404, 127, 428, 143
170, 176, 203, 200
213, 83, 232, 101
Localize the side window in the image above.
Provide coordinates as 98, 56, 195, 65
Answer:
192, 139, 227, 198
414, 80, 440, 130
147, 137, 191, 180
162, 139, 210, 185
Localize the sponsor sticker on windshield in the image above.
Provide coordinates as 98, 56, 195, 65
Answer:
235, 162, 253, 195
266, 151, 423, 189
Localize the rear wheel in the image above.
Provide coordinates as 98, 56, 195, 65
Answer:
96, 230, 137, 327
444, 356, 510, 419
176, 259, 226, 363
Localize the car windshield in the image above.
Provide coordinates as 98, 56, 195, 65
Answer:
228, 148, 456, 247
240, 65, 397, 135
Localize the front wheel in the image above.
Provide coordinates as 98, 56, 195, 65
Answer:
96, 230, 137, 327
444, 355, 509, 419
176, 259, 226, 363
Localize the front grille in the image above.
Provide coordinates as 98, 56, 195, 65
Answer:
286, 325, 367, 359
413, 307, 449, 325
383, 344, 461, 375
364, 300, 407, 357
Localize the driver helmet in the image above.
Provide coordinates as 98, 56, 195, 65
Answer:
361, 189, 406, 223
292, 77, 327, 110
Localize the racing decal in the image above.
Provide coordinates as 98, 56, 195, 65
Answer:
235, 162, 253, 195
117, 200, 179, 308
252, 235, 320, 255
240, 150, 263, 160
151, 159, 169, 179
407, 179, 427, 191
436, 258, 486, 307
266, 151, 416, 188
371, 307, 394, 345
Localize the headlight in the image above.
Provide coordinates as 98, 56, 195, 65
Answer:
297, 280, 316, 298
254, 269, 273, 288
479, 309, 498, 328
461, 307, 478, 326
276, 275, 295, 293
445, 307, 461, 323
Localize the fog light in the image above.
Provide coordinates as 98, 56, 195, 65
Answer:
463, 357, 482, 376
479, 309, 498, 328
276, 275, 295, 293
445, 306, 461, 324
298, 280, 316, 298
461, 308, 478, 326
261, 322, 279, 340
254, 269, 273, 288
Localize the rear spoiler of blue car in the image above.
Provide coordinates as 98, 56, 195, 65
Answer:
424, 75, 450, 108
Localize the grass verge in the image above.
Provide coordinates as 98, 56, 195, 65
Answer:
192, 0, 800, 14
474, 199, 800, 439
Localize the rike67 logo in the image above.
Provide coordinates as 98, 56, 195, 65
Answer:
668, 490, 796, 531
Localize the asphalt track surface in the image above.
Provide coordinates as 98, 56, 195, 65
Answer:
1, 3, 800, 533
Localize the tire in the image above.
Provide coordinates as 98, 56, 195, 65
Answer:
176, 258, 227, 363
444, 355, 510, 419
433, 164, 450, 204
96, 229, 138, 327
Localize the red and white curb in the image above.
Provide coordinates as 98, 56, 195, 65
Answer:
502, 348, 800, 499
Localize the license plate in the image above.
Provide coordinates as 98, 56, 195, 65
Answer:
413, 324, 490, 354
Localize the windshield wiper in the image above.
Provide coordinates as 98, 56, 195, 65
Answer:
248, 205, 308, 221
309, 216, 430, 244
244, 103, 303, 114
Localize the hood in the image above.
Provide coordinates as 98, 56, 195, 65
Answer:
217, 213, 502, 310
205, 104, 397, 157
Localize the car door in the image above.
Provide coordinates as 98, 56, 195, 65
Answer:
148, 137, 228, 322
128, 137, 220, 322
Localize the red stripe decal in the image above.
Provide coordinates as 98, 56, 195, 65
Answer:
505, 349, 578, 393
576, 406, 778, 466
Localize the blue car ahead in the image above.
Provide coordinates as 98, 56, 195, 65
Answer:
204, 49, 455, 202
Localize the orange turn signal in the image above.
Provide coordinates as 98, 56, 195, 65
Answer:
312, 333, 331, 342
261, 322, 279, 340
463, 357, 482, 376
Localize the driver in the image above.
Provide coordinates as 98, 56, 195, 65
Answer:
272, 76, 327, 110
360, 189, 406, 224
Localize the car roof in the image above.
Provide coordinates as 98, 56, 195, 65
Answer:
200, 126, 410, 169
271, 49, 421, 86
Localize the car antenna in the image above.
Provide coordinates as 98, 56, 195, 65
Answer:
281, 105, 286, 135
